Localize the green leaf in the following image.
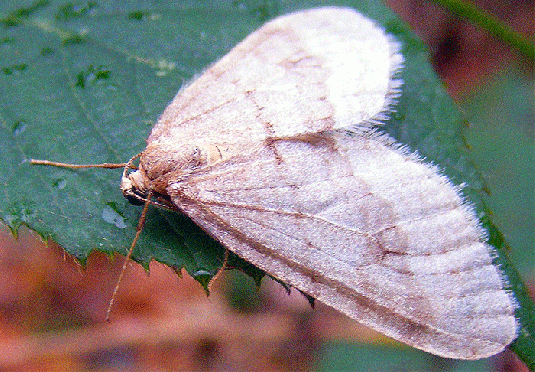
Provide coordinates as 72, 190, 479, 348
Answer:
462, 67, 535, 370
1, 0, 533, 367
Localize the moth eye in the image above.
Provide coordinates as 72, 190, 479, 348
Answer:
122, 186, 146, 206
124, 193, 145, 206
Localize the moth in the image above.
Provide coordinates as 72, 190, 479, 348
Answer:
32, 7, 518, 359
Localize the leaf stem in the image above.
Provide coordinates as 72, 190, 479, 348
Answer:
430, 0, 535, 59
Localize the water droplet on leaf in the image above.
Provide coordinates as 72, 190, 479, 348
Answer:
193, 269, 213, 291
12, 120, 26, 136
101, 204, 126, 229
52, 178, 67, 189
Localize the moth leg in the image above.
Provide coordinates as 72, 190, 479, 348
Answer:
207, 248, 230, 294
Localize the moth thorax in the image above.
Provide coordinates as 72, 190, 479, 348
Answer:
140, 143, 210, 182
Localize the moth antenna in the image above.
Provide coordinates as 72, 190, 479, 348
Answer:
32, 153, 148, 321
30, 159, 130, 169
106, 188, 153, 321
122, 152, 143, 178
207, 248, 230, 293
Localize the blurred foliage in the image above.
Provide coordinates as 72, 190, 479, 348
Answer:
0, 0, 533, 369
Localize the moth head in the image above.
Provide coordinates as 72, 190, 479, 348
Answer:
119, 156, 178, 210
120, 170, 148, 206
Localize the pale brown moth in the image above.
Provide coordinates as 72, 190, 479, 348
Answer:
32, 7, 518, 359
